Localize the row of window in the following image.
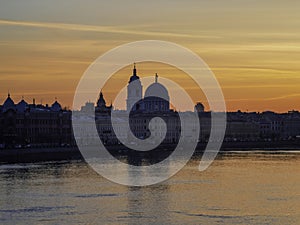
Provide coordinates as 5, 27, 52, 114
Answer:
15, 119, 65, 125
15, 128, 71, 134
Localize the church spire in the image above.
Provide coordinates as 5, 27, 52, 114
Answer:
97, 91, 106, 107
128, 62, 140, 83
133, 62, 137, 76
155, 73, 158, 83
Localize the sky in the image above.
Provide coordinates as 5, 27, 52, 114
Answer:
0, 0, 299, 112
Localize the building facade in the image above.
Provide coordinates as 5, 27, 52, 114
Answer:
0, 94, 72, 148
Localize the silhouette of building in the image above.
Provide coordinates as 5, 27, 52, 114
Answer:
195, 102, 205, 113
0, 94, 72, 148
127, 63, 143, 111
125, 65, 180, 143
1, 64, 300, 149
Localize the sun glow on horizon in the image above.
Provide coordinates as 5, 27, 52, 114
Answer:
0, 0, 299, 112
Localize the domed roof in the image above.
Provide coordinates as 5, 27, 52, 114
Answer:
129, 74, 140, 83
16, 99, 28, 112
51, 100, 62, 111
128, 63, 140, 83
145, 74, 169, 100
195, 102, 204, 107
3, 94, 15, 112
195, 102, 205, 112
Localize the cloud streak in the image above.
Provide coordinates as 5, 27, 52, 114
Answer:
0, 19, 219, 39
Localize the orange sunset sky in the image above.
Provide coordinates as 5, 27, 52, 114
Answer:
0, 0, 299, 112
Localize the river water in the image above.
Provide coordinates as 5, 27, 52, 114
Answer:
0, 151, 299, 224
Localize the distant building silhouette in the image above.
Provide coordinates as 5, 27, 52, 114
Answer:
195, 102, 205, 113
127, 63, 143, 111
1, 64, 300, 149
0, 93, 72, 148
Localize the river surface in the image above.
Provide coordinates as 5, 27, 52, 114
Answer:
0, 151, 299, 224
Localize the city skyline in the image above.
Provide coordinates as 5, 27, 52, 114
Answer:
1, 2, 299, 224
0, 1, 300, 112
0, 60, 298, 113
1, 83, 299, 114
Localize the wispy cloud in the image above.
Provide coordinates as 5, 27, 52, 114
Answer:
224, 93, 300, 103
0, 19, 219, 39
211, 67, 298, 74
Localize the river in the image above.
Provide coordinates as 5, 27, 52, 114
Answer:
0, 151, 299, 224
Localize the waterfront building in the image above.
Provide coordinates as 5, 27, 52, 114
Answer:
0, 94, 72, 148
0, 64, 300, 148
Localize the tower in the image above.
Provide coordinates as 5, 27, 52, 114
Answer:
95, 91, 112, 113
126, 63, 143, 111
97, 92, 106, 108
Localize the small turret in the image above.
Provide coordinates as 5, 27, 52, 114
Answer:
3, 93, 16, 112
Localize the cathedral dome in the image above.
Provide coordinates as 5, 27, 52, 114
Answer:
145, 74, 169, 101
143, 74, 170, 112
3, 94, 15, 112
145, 83, 169, 100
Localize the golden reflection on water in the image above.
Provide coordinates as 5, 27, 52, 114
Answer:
0, 152, 299, 224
